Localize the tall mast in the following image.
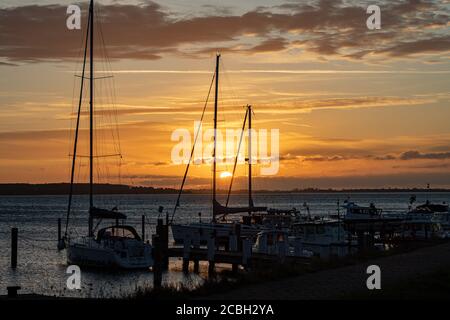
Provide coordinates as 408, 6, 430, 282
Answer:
212, 53, 220, 220
64, 6, 91, 241
88, 0, 94, 236
248, 105, 252, 215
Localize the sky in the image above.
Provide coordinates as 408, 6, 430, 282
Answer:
0, 0, 449, 190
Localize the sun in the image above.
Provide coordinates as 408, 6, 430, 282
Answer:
220, 171, 232, 179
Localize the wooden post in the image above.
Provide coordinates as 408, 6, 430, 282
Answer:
207, 235, 215, 277
58, 218, 61, 243
193, 258, 200, 274
235, 223, 242, 251
163, 223, 169, 270
193, 231, 200, 274
7, 286, 21, 298
230, 226, 239, 272
141, 215, 145, 242
152, 235, 162, 289
183, 236, 191, 274
242, 238, 252, 269
156, 218, 169, 270
11, 228, 18, 269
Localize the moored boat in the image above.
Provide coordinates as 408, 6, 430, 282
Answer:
61, 0, 153, 269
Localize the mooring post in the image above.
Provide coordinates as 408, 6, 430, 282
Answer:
242, 238, 252, 269
230, 226, 239, 272
141, 215, 145, 242
152, 234, 162, 289
182, 236, 191, 274
162, 220, 169, 270
207, 234, 215, 277
236, 223, 242, 251
156, 218, 169, 270
57, 218, 61, 244
193, 231, 200, 274
7, 286, 21, 298
11, 227, 18, 269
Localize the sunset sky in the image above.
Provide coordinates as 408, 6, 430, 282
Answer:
0, 0, 449, 189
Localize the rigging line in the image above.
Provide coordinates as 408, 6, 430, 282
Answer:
221, 59, 243, 111
226, 107, 248, 207
68, 153, 122, 158
75, 75, 114, 80
94, 5, 123, 189
67, 17, 88, 169
170, 72, 216, 224
97, 5, 122, 157
65, 8, 91, 239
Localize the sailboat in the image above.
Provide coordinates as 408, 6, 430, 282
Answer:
170, 54, 297, 245
60, 0, 153, 269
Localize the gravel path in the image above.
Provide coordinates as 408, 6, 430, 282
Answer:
204, 242, 450, 300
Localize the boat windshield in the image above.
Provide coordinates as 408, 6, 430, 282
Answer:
97, 226, 141, 241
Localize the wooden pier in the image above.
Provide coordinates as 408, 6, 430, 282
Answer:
167, 247, 310, 267
151, 218, 310, 287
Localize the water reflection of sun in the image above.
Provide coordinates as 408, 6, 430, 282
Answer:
220, 171, 232, 179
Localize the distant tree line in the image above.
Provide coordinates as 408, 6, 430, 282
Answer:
0, 183, 448, 195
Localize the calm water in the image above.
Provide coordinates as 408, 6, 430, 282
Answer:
1, 192, 449, 298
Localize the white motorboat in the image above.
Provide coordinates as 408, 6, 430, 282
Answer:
290, 219, 357, 258
253, 229, 313, 258
402, 200, 448, 239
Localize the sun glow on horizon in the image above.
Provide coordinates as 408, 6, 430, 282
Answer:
220, 171, 233, 179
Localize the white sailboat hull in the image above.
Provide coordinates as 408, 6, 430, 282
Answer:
67, 238, 153, 269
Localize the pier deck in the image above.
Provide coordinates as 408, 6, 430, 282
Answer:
167, 247, 311, 266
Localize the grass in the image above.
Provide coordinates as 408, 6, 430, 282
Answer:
341, 268, 450, 300
126, 240, 449, 299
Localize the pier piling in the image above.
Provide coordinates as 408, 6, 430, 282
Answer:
57, 218, 61, 243
207, 235, 215, 277
7, 286, 21, 298
182, 236, 191, 274
242, 238, 252, 269
193, 231, 200, 273
11, 227, 18, 269
152, 234, 162, 288
156, 218, 169, 270
141, 215, 145, 242
230, 228, 239, 272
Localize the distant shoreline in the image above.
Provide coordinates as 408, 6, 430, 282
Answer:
0, 183, 449, 196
